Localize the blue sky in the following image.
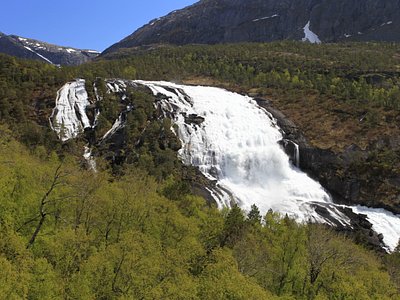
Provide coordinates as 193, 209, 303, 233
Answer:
0, 0, 197, 51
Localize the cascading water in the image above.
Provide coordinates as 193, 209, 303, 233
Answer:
50, 79, 91, 141
134, 80, 400, 252
49, 79, 400, 252
294, 142, 300, 167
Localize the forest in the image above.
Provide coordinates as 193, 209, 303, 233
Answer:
1, 125, 400, 299
0, 41, 400, 298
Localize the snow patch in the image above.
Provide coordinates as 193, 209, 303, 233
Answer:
85, 50, 100, 54
150, 18, 160, 26
23, 46, 54, 64
302, 21, 321, 44
381, 21, 393, 26
253, 14, 279, 22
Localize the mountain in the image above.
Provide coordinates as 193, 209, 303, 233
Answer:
0, 32, 99, 65
103, 0, 400, 54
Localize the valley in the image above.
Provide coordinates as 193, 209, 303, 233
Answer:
1, 0, 400, 297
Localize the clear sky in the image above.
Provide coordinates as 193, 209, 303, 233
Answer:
0, 0, 197, 52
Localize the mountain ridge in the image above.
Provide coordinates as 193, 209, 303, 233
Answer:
103, 0, 400, 55
0, 32, 99, 66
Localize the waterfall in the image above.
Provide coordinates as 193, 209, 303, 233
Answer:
49, 79, 400, 252
294, 142, 300, 167
134, 80, 400, 252
49, 79, 91, 141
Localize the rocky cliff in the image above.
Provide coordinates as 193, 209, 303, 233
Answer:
0, 32, 99, 66
104, 0, 400, 54
258, 99, 400, 216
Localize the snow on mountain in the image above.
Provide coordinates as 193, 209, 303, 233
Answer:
103, 0, 400, 54
302, 21, 321, 44
0, 33, 99, 66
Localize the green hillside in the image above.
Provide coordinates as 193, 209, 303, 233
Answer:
0, 42, 400, 298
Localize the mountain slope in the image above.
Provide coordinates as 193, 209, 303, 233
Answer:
103, 0, 400, 54
0, 32, 99, 66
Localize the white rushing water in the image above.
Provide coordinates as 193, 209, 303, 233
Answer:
134, 80, 400, 252
49, 79, 400, 251
50, 79, 91, 141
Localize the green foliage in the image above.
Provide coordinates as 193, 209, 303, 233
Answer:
1, 128, 398, 298
1, 42, 400, 298
247, 204, 262, 226
101, 42, 400, 111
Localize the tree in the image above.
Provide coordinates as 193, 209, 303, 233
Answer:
220, 205, 245, 248
25, 164, 66, 248
246, 204, 261, 226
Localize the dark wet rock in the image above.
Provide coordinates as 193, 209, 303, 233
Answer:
257, 97, 400, 216
184, 113, 205, 125
278, 139, 299, 167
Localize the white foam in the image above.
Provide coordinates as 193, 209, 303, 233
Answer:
83, 145, 97, 171
135, 80, 400, 252
101, 114, 124, 141
351, 206, 400, 252
50, 79, 91, 141
137, 81, 332, 221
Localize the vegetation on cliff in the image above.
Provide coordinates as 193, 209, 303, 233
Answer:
2, 41, 400, 211
0, 126, 399, 299
1, 42, 400, 298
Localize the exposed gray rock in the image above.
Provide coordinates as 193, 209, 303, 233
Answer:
0, 33, 99, 66
257, 97, 400, 216
183, 113, 205, 125
104, 0, 400, 54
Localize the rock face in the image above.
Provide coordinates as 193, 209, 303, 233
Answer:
256, 98, 400, 216
0, 32, 99, 66
104, 0, 400, 54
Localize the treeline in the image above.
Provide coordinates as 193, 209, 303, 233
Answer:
1, 43, 400, 298
0, 126, 399, 299
1, 42, 400, 151
101, 42, 400, 110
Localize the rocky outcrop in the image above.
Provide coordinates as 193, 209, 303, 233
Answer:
104, 0, 400, 54
256, 98, 400, 216
183, 113, 205, 125
0, 33, 99, 66
255, 97, 399, 250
